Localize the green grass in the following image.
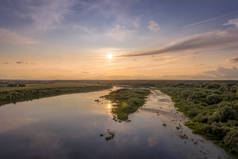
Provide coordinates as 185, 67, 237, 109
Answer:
0, 82, 112, 106
103, 88, 150, 121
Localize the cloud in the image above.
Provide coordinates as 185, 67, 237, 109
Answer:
72, 24, 93, 34
184, 10, 238, 28
16, 61, 27, 64
148, 20, 160, 32
161, 67, 238, 80
81, 71, 90, 74
17, 0, 76, 32
203, 67, 238, 79
121, 21, 238, 57
0, 28, 37, 45
229, 57, 238, 63
224, 18, 238, 28
106, 25, 134, 41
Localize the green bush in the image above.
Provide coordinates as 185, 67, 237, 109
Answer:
206, 94, 222, 105
194, 111, 210, 123
224, 129, 238, 153
201, 123, 229, 139
217, 106, 236, 122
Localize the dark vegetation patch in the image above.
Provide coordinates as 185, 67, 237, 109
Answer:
103, 88, 150, 121
0, 81, 112, 106
155, 81, 238, 155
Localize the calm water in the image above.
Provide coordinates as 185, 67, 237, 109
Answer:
0, 88, 233, 159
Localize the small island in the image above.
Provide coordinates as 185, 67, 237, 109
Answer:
103, 88, 150, 121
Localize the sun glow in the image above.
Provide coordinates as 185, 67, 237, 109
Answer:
107, 54, 113, 60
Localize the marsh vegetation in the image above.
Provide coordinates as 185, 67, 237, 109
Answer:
103, 88, 150, 121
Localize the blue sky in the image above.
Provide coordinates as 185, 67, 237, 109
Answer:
1, 0, 238, 79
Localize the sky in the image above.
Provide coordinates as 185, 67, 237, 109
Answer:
0, 0, 238, 80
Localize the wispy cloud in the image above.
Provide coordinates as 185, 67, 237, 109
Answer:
121, 18, 238, 57
224, 18, 238, 27
183, 10, 238, 28
203, 67, 238, 79
148, 20, 160, 32
161, 67, 238, 80
72, 24, 93, 34
229, 57, 238, 63
0, 28, 37, 45
22, 0, 75, 32
106, 25, 134, 41
16, 61, 28, 64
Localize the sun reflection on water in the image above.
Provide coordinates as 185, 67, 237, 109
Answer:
107, 103, 112, 109
105, 103, 113, 117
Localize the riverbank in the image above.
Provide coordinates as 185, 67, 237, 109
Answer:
139, 90, 233, 159
156, 82, 238, 156
0, 82, 112, 106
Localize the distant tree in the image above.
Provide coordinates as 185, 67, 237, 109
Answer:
206, 83, 221, 89
18, 83, 26, 87
7, 83, 17, 87
7, 83, 26, 87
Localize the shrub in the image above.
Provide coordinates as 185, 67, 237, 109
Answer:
194, 111, 211, 123
218, 105, 236, 122
206, 83, 221, 89
201, 123, 229, 139
206, 94, 222, 105
187, 108, 201, 118
223, 129, 238, 153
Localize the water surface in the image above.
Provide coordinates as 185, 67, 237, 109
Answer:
0, 88, 232, 159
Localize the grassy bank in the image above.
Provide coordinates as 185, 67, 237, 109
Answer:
0, 82, 112, 106
103, 88, 150, 121
156, 81, 238, 155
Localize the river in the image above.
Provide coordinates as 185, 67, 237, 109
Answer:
0, 88, 232, 159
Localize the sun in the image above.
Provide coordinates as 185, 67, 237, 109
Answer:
107, 54, 113, 60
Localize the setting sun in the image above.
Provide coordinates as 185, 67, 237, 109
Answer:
107, 54, 113, 60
